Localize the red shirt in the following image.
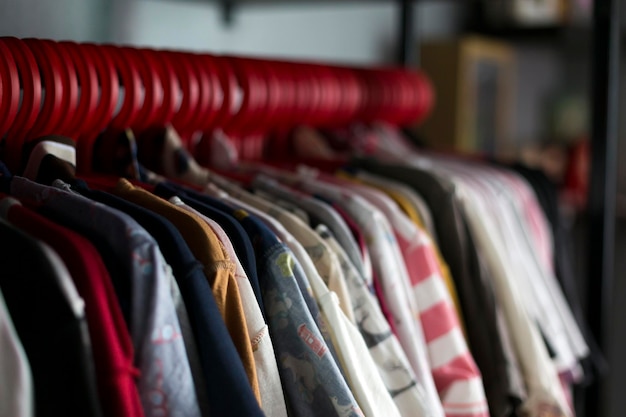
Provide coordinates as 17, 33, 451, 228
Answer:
7, 204, 144, 417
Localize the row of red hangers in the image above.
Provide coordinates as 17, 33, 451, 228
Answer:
0, 37, 433, 167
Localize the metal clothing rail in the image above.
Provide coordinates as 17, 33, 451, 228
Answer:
586, 0, 621, 415
0, 38, 433, 173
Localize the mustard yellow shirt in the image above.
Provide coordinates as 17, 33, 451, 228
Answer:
337, 173, 467, 336
112, 179, 261, 405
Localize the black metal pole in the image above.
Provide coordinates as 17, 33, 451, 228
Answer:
221, 0, 235, 26
398, 0, 417, 67
586, 0, 620, 415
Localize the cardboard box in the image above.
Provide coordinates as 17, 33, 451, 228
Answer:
416, 36, 515, 155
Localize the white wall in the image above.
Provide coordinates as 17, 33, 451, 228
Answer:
108, 0, 465, 64
0, 0, 109, 41
0, 0, 466, 65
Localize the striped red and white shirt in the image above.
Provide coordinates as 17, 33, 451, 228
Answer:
317, 174, 490, 417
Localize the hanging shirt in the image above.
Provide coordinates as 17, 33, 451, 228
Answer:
316, 173, 488, 417
340, 171, 464, 330
497, 170, 589, 368
0, 213, 108, 417
232, 207, 364, 417
2, 200, 138, 417
320, 229, 433, 417
349, 170, 439, 244
209, 179, 356, 324
110, 179, 261, 405
155, 182, 265, 317
183, 185, 347, 356
454, 177, 572, 416
0, 286, 33, 417
154, 182, 346, 367
510, 164, 603, 383
253, 171, 446, 417
349, 158, 532, 417
209, 183, 403, 417
252, 176, 369, 283
10, 177, 202, 417
171, 197, 289, 417
72, 183, 263, 417
428, 161, 581, 375
71, 184, 212, 417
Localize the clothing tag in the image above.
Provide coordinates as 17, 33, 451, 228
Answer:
296, 165, 319, 179
168, 196, 184, 206
51, 179, 78, 195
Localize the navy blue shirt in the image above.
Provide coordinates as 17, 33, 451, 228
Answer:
220, 206, 361, 417
155, 182, 265, 317
71, 180, 266, 417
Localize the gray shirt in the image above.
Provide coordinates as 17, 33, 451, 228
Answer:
12, 177, 202, 417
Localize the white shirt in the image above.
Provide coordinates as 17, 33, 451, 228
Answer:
253, 172, 446, 417
0, 287, 33, 417
171, 198, 289, 417
204, 183, 403, 417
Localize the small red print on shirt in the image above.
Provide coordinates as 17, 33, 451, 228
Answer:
298, 324, 327, 358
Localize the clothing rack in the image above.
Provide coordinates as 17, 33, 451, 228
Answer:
0, 0, 621, 409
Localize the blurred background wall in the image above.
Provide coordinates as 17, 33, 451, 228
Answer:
0, 0, 561, 144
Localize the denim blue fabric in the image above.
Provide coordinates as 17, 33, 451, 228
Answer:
231, 208, 363, 417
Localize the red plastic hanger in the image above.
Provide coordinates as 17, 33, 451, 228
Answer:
102, 45, 141, 130
1, 38, 41, 172
146, 48, 179, 126
0, 41, 20, 139
182, 53, 219, 144
291, 65, 322, 126
193, 55, 239, 164
180, 53, 213, 135
268, 60, 296, 132
24, 39, 70, 139
210, 56, 238, 132
197, 53, 222, 133
79, 43, 119, 137
77, 43, 120, 173
59, 41, 99, 139
167, 51, 200, 134
226, 56, 268, 138
121, 46, 161, 131
255, 60, 278, 134
340, 67, 362, 126
46, 40, 79, 136
224, 58, 255, 158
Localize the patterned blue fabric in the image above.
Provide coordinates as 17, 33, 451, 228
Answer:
233, 208, 363, 417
